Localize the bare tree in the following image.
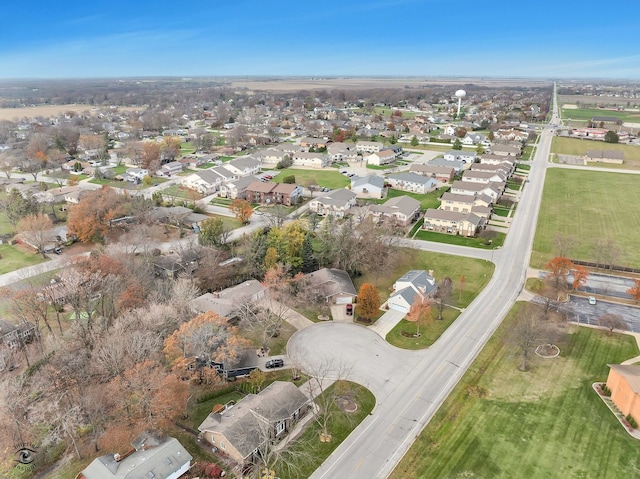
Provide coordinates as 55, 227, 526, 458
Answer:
553, 233, 577, 258
598, 313, 628, 335
509, 304, 544, 372
432, 277, 453, 320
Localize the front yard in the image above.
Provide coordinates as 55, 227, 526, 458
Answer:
271, 168, 350, 189
0, 244, 48, 274
391, 306, 640, 479
413, 229, 506, 249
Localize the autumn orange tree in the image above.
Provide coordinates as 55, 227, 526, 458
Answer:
230, 198, 253, 224
545, 256, 575, 300
405, 295, 432, 336
356, 283, 380, 319
163, 312, 252, 381
627, 279, 640, 303
67, 187, 126, 242
571, 264, 589, 290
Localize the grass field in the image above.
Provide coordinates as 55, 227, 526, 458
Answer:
413, 230, 506, 249
391, 308, 640, 479
551, 137, 640, 170
367, 187, 446, 210
355, 248, 494, 308
531, 168, 640, 268
561, 107, 640, 123
386, 306, 459, 349
271, 168, 350, 189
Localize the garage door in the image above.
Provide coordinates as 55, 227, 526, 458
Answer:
388, 302, 409, 313
335, 295, 352, 305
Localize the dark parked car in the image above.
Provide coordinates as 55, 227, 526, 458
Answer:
346, 304, 353, 315
265, 358, 284, 369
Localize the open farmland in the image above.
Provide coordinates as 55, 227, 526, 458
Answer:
560, 107, 640, 124
0, 104, 143, 121
559, 94, 640, 108
531, 168, 640, 268
391, 307, 640, 479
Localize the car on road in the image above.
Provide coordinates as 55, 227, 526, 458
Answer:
588, 296, 597, 305
265, 358, 284, 369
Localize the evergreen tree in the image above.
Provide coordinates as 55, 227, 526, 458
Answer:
301, 234, 318, 273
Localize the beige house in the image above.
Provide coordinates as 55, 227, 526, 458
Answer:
365, 149, 396, 166
369, 195, 420, 227
409, 164, 455, 183
356, 140, 384, 154
423, 208, 485, 237
198, 381, 312, 465
308, 188, 357, 217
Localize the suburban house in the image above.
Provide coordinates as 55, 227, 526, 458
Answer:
462, 132, 488, 146
308, 188, 357, 217
386, 172, 437, 194
304, 268, 357, 304
350, 175, 385, 198
125, 167, 148, 181
152, 249, 203, 278
198, 381, 312, 466
439, 192, 493, 219
423, 208, 486, 237
79, 433, 192, 479
224, 155, 262, 176
158, 161, 183, 177
605, 364, 640, 426
300, 137, 328, 149
255, 148, 291, 165
190, 279, 266, 321
489, 143, 521, 157
244, 182, 303, 206
148, 206, 209, 229
479, 154, 517, 169
494, 128, 528, 142
327, 142, 358, 162
443, 150, 477, 164
409, 163, 455, 183
181, 169, 230, 194
470, 162, 514, 176
462, 169, 507, 184
368, 195, 421, 227
219, 175, 260, 200
0, 319, 37, 350
356, 140, 384, 154
428, 156, 465, 172
179, 155, 209, 169
36, 186, 83, 204
291, 151, 332, 168
385, 270, 438, 313
365, 149, 396, 166
450, 180, 503, 200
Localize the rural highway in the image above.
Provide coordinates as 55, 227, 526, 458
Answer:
291, 93, 560, 478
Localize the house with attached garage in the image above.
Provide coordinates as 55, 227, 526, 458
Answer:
181, 169, 230, 194
304, 268, 357, 304
224, 155, 262, 176
79, 432, 192, 479
450, 180, 503, 200
462, 169, 507, 184
385, 270, 438, 313
190, 279, 266, 322
158, 161, 183, 177
365, 149, 396, 166
327, 142, 358, 163
308, 188, 357, 217
219, 175, 260, 200
386, 172, 437, 194
198, 381, 312, 466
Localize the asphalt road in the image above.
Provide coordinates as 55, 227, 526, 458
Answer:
290, 93, 559, 478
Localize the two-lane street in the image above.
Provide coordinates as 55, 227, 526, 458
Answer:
291, 89, 560, 479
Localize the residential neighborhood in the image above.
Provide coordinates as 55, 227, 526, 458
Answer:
0, 75, 639, 479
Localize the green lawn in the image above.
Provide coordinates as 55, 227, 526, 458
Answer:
391, 307, 640, 479
386, 306, 460, 349
531, 168, 640, 268
413, 230, 506, 249
367, 187, 447, 211
561, 107, 640, 123
355, 248, 494, 308
521, 145, 534, 161
279, 381, 375, 479
271, 168, 350, 189
0, 244, 48, 274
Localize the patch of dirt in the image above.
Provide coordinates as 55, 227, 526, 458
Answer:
335, 396, 358, 413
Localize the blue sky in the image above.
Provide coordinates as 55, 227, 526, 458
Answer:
1, 0, 639, 79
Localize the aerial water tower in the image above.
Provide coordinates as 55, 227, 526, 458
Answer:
455, 89, 466, 117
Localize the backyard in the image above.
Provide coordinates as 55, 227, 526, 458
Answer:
368, 187, 447, 210
532, 168, 640, 268
271, 168, 350, 189
391, 307, 640, 479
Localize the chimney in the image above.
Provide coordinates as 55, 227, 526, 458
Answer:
428, 270, 434, 278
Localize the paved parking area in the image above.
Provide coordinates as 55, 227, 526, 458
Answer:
557, 295, 640, 332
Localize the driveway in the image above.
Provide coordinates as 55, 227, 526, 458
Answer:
368, 309, 406, 338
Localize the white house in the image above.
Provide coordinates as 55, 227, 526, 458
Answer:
158, 161, 183, 177
224, 155, 262, 176
365, 149, 396, 166
125, 167, 148, 180
356, 141, 384, 154
386, 270, 438, 313
291, 151, 332, 168
386, 172, 437, 194
182, 169, 228, 194
443, 150, 477, 164
309, 188, 357, 217
350, 175, 385, 198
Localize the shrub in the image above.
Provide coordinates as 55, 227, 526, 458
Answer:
282, 175, 296, 184
601, 384, 612, 396
626, 414, 638, 429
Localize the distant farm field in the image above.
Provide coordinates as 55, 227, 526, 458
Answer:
391, 307, 640, 479
531, 168, 640, 268
0, 104, 143, 121
559, 94, 640, 108
560, 107, 640, 123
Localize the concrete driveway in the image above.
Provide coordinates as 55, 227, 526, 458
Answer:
368, 309, 406, 338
